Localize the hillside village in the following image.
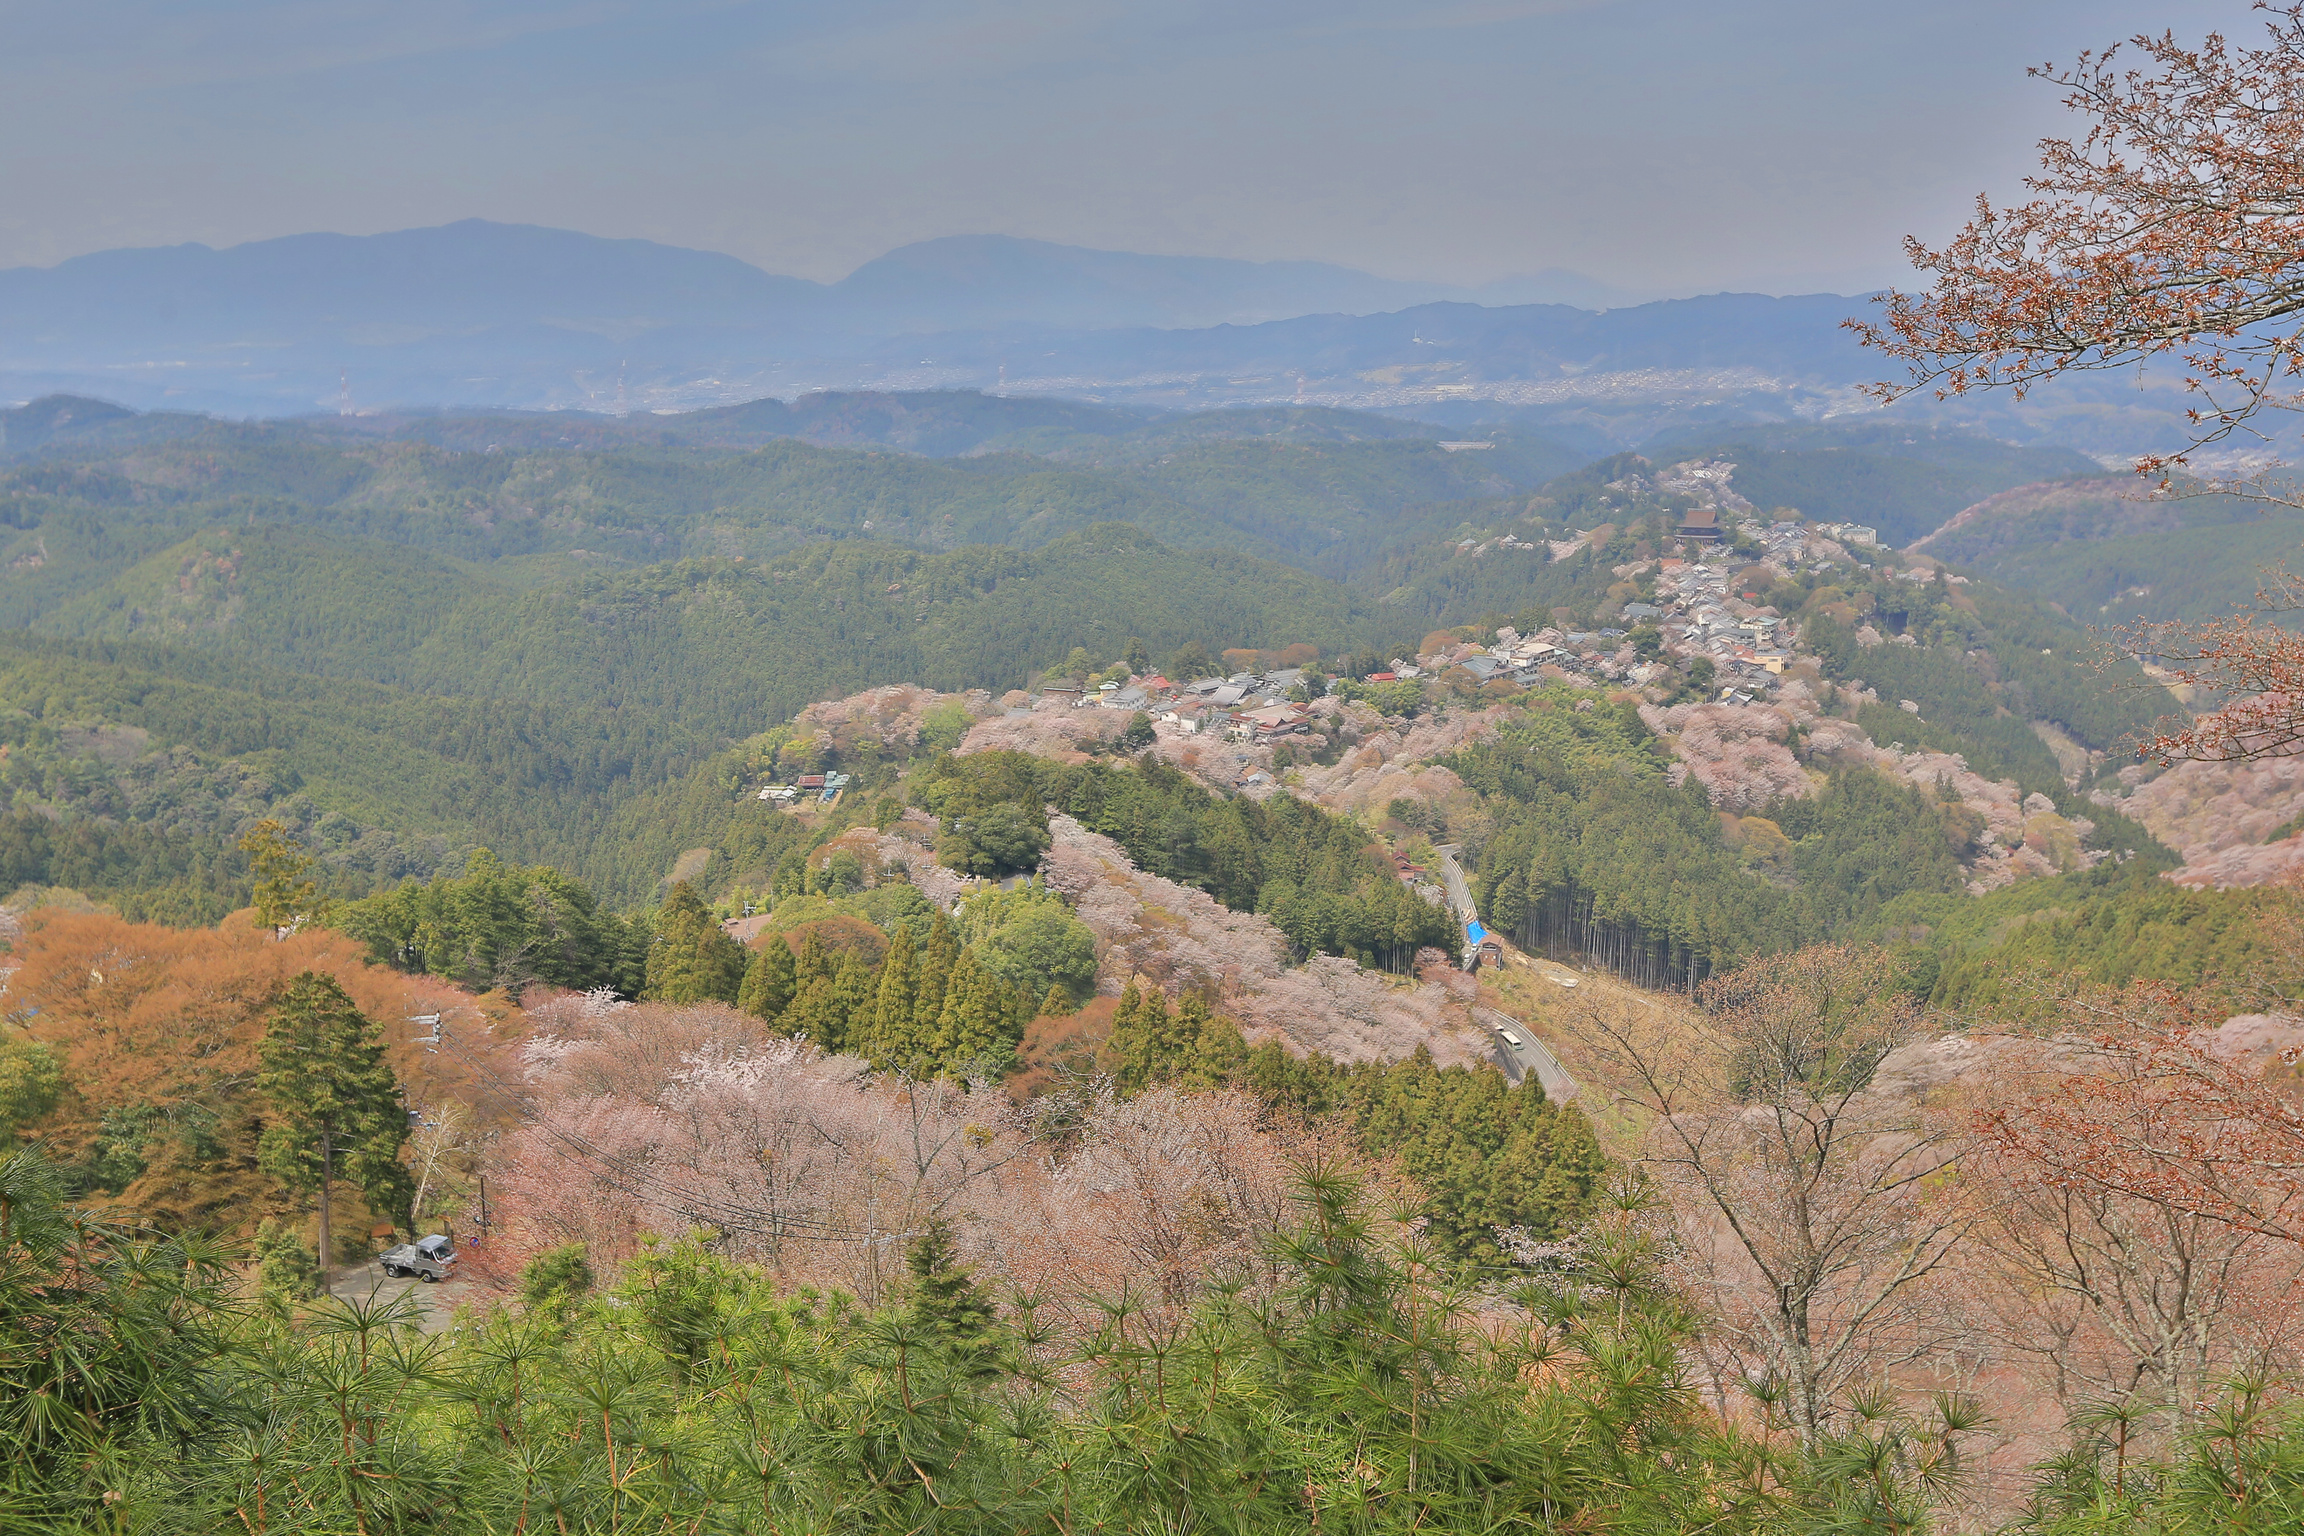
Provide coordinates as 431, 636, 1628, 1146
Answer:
722, 490, 2188, 1094
30, 4, 2304, 1524
837, 494, 2137, 911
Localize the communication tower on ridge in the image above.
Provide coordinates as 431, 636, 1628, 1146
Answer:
338, 368, 352, 417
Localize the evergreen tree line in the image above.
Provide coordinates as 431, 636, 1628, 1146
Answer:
0, 806, 250, 925
333, 848, 649, 996
1455, 705, 1989, 990
1100, 980, 1609, 1269
916, 751, 1458, 970
643, 882, 1075, 1080
1871, 866, 2297, 1019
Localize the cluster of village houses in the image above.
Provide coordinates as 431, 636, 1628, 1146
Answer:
1004, 516, 1900, 737
1042, 669, 1323, 747
750, 517, 1906, 818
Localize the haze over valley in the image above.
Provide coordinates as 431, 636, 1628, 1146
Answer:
12, 6, 2304, 1533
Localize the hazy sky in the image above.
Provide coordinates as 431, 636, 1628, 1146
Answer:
1, 0, 2245, 294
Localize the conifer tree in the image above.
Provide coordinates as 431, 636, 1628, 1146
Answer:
793, 929, 835, 992
825, 953, 879, 1055
253, 1215, 322, 1308
905, 1217, 998, 1358
256, 972, 413, 1280
736, 934, 797, 1023
1102, 980, 1170, 1093
643, 882, 747, 1004
932, 948, 1015, 1077
240, 818, 329, 937
861, 925, 920, 1067
1174, 994, 1248, 1089
1104, 985, 1245, 1093
780, 974, 840, 1051
912, 911, 959, 1039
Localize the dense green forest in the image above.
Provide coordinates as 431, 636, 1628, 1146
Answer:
0, 529, 1398, 902
0, 400, 2117, 625
0, 419, 1568, 589
335, 850, 651, 995
1874, 869, 2297, 1017
20, 525, 1390, 726
1917, 474, 2304, 628
921, 750, 1459, 969
1637, 421, 2102, 545
1463, 700, 1958, 988
0, 633, 657, 895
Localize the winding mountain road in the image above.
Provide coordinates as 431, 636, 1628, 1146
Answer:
1432, 844, 1580, 1100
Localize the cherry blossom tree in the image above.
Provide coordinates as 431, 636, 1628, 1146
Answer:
1560, 945, 1972, 1449
1856, 5, 2304, 485
1854, 7, 2304, 764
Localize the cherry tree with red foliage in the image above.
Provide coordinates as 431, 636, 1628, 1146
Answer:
2121, 566, 2304, 763
1978, 981, 2304, 1252
1961, 984, 2304, 1435
1855, 6, 2304, 765
1856, 4, 2304, 481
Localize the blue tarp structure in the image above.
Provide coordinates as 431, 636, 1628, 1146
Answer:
1465, 920, 1488, 945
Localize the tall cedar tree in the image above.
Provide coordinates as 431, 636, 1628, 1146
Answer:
826, 955, 879, 1054
644, 882, 747, 1004
240, 819, 326, 936
912, 913, 959, 1037
736, 934, 796, 1022
782, 974, 842, 1050
931, 949, 1016, 1077
862, 924, 921, 1068
1103, 982, 1245, 1093
255, 972, 414, 1274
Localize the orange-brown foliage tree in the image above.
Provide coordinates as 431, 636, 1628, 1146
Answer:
1857, 5, 2304, 480
5, 910, 519, 1233
1964, 980, 2304, 1453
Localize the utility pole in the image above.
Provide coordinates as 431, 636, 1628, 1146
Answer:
317, 1120, 333, 1290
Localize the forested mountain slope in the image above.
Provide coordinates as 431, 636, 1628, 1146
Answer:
29, 525, 1384, 721
1915, 474, 2304, 625
0, 423, 1570, 587
0, 391, 2200, 925
1638, 422, 2102, 545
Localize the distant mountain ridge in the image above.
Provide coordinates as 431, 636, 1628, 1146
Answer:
0, 220, 2215, 457
0, 220, 1632, 352
0, 220, 1861, 424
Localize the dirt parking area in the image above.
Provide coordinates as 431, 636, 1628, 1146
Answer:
326, 1259, 467, 1333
